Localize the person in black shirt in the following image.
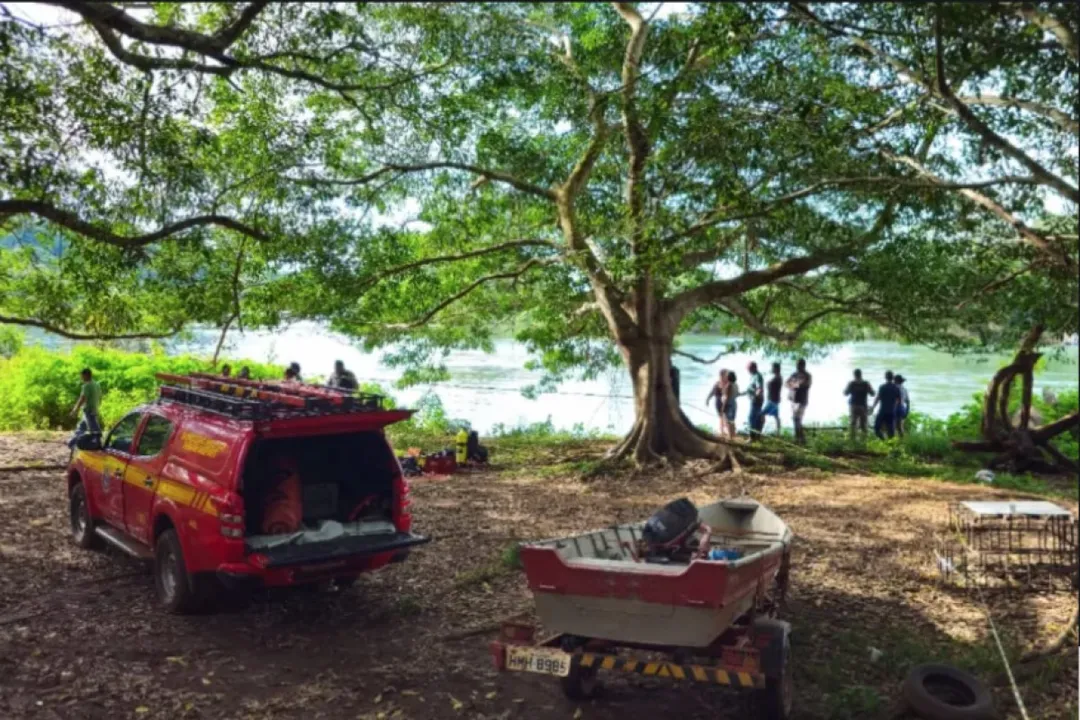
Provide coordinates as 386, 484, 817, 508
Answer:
871, 370, 902, 439
843, 369, 875, 439
786, 358, 812, 444
761, 362, 783, 436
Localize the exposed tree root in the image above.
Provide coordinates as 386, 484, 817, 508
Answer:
954, 325, 1078, 474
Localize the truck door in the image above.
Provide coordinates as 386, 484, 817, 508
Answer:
124, 413, 174, 546
98, 412, 143, 530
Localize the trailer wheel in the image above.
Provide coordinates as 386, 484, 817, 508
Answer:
755, 634, 793, 720
561, 663, 599, 700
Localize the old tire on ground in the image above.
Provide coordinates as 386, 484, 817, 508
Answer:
560, 663, 599, 700
154, 529, 208, 614
901, 664, 994, 720
69, 483, 101, 550
755, 634, 793, 720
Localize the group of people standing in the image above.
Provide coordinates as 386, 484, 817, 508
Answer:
704, 361, 912, 443
844, 369, 911, 440
706, 359, 813, 442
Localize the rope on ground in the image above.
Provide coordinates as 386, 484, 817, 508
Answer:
977, 585, 1031, 720
952, 531, 1032, 720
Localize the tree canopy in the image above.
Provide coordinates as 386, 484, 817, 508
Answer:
1, 2, 1077, 459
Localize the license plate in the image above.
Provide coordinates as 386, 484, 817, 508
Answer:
506, 646, 571, 677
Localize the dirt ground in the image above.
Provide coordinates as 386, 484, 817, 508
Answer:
0, 433, 1076, 720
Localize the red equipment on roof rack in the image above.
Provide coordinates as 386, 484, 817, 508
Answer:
154, 373, 388, 420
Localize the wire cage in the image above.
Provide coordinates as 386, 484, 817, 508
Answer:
936, 501, 1078, 591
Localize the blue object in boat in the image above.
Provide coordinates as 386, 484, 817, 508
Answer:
708, 548, 742, 561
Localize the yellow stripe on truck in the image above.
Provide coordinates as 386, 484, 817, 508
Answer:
569, 651, 763, 688
155, 479, 196, 506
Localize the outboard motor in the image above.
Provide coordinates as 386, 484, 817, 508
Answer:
641, 498, 700, 560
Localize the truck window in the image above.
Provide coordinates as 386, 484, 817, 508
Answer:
136, 416, 174, 457
105, 413, 142, 454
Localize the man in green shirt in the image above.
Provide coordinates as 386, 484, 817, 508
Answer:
68, 368, 103, 450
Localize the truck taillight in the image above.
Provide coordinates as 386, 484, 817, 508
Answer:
211, 494, 245, 538
393, 474, 412, 532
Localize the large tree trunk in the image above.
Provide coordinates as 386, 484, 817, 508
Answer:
607, 327, 737, 469
955, 324, 1079, 474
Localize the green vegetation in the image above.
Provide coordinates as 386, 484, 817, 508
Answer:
1, 3, 1075, 467
0, 343, 1074, 498
0, 343, 280, 430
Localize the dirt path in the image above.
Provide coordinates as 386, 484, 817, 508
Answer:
0, 434, 1075, 719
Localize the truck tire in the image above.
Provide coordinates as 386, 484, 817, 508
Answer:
69, 483, 101, 550
154, 529, 207, 614
755, 633, 793, 720
560, 663, 599, 700
900, 664, 995, 720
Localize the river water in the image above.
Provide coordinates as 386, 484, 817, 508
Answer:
166, 323, 1079, 434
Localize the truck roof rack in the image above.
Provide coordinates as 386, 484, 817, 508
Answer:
154, 373, 392, 420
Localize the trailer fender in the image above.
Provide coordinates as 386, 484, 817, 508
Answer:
751, 617, 791, 678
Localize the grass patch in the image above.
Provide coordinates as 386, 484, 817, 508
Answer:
453, 564, 506, 589
454, 543, 525, 589
500, 543, 522, 570
392, 595, 423, 618
825, 685, 882, 720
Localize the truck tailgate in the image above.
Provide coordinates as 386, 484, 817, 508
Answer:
254, 532, 430, 568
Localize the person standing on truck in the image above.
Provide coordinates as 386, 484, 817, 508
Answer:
326, 360, 359, 390
237, 366, 251, 380
68, 368, 102, 450
221, 364, 232, 378
786, 359, 812, 444
844, 369, 874, 439
761, 362, 783, 436
284, 362, 302, 383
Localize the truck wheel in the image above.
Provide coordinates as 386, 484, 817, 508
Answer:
900, 664, 994, 720
560, 663, 599, 700
755, 635, 793, 720
154, 529, 207, 614
69, 483, 101, 550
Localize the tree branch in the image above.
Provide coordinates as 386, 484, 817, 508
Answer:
51, 2, 446, 96
51, 1, 259, 56
1, 199, 272, 248
0, 315, 179, 340
612, 2, 651, 249
958, 94, 1078, 136
360, 240, 559, 289
211, 1, 271, 51
1014, 3, 1078, 63
1032, 411, 1080, 443
295, 162, 557, 202
379, 259, 555, 330
680, 227, 746, 268
673, 346, 740, 365
933, 10, 1078, 204
884, 151, 1072, 268
668, 250, 846, 324
717, 297, 843, 343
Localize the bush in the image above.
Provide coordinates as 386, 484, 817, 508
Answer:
0, 345, 280, 431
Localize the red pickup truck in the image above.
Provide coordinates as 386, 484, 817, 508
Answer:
67, 373, 429, 613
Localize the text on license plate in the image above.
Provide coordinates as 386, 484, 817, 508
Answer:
506, 646, 571, 677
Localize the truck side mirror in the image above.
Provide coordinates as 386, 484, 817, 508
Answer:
75, 434, 102, 452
